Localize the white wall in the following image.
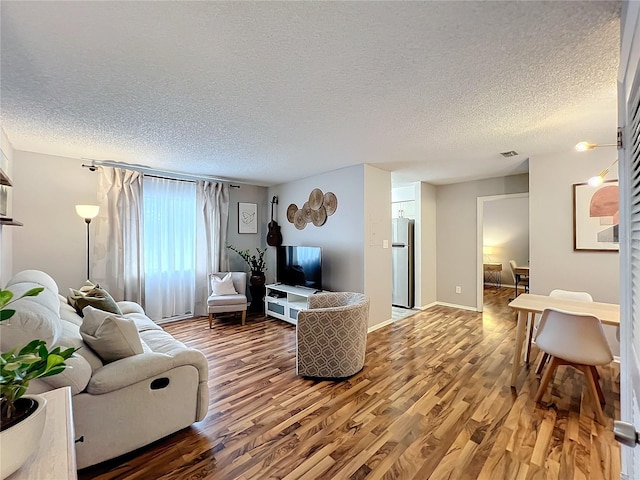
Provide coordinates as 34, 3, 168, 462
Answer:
269, 164, 392, 328
363, 165, 392, 328
227, 185, 269, 276
269, 164, 365, 293
436, 174, 529, 308
529, 149, 619, 302
415, 181, 437, 307
483, 195, 529, 286
0, 129, 14, 285
12, 151, 99, 293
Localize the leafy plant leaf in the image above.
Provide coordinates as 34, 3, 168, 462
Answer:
0, 309, 15, 321
0, 290, 13, 308
22, 287, 44, 297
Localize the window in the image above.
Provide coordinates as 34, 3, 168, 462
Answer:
143, 176, 197, 319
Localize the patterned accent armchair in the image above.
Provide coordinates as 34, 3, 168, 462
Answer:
296, 292, 370, 378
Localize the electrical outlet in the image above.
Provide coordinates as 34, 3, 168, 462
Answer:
455, 286, 461, 294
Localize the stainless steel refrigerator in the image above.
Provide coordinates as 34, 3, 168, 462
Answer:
392, 218, 415, 308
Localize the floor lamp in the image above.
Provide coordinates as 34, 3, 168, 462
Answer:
75, 205, 100, 280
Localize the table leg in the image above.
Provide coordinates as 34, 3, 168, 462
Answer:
511, 309, 527, 388
524, 312, 534, 364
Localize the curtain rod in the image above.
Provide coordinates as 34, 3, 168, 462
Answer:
81, 158, 241, 188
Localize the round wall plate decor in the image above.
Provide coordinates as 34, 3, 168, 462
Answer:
311, 206, 327, 226
293, 209, 306, 230
323, 192, 338, 216
286, 204, 298, 223
309, 188, 324, 210
302, 202, 313, 222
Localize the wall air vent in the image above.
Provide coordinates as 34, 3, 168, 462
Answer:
500, 150, 519, 157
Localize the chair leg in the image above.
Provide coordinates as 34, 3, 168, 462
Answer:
535, 352, 550, 375
241, 310, 246, 326
535, 356, 559, 403
590, 366, 605, 405
208, 313, 213, 329
583, 365, 606, 424
524, 313, 535, 364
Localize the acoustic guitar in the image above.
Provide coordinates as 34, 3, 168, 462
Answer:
267, 196, 283, 247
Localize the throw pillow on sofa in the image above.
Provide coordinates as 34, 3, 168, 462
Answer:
68, 285, 122, 317
210, 272, 238, 295
80, 306, 144, 363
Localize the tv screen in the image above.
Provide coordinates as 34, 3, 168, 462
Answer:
277, 246, 322, 290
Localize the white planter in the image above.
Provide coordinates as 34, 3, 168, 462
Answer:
0, 395, 47, 479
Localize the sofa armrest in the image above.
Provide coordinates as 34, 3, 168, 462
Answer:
87, 349, 209, 395
117, 301, 146, 315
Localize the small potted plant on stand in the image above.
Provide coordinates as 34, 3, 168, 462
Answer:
0, 287, 76, 479
227, 246, 267, 312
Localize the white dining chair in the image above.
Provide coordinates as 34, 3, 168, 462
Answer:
509, 259, 529, 300
549, 289, 593, 302
533, 289, 594, 374
533, 307, 613, 424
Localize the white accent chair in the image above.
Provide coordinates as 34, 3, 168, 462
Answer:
207, 272, 248, 328
533, 307, 613, 424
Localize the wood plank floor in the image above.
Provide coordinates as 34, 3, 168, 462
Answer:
79, 287, 620, 480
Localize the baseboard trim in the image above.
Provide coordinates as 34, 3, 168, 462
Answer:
368, 317, 395, 333
419, 301, 438, 310
436, 301, 479, 312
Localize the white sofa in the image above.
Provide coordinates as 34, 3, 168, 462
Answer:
1, 270, 209, 469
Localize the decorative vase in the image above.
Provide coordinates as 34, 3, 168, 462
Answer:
250, 271, 265, 287
0, 394, 47, 479
249, 272, 266, 313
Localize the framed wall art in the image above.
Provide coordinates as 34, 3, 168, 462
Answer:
238, 202, 257, 234
573, 180, 619, 252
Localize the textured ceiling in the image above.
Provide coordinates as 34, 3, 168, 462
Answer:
0, 1, 620, 187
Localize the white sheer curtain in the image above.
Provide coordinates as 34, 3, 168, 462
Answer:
194, 181, 230, 316
93, 167, 144, 304
143, 176, 197, 320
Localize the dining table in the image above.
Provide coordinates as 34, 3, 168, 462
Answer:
508, 293, 620, 388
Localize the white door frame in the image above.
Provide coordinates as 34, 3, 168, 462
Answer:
476, 192, 529, 312
619, 1, 640, 475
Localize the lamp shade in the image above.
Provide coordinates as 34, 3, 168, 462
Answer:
575, 141, 596, 152
483, 246, 493, 255
75, 205, 100, 219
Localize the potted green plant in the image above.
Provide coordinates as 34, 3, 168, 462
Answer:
227, 246, 267, 286
0, 287, 76, 479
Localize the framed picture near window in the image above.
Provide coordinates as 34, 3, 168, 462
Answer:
573, 180, 619, 251
238, 202, 258, 234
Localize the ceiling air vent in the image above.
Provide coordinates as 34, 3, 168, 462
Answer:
500, 150, 519, 157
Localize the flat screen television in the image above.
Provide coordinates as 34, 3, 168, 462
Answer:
276, 246, 322, 290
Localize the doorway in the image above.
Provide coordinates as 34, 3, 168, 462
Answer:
476, 193, 529, 311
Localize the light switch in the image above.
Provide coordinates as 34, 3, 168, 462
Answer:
383, 239, 389, 248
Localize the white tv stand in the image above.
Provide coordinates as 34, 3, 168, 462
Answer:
265, 283, 322, 325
